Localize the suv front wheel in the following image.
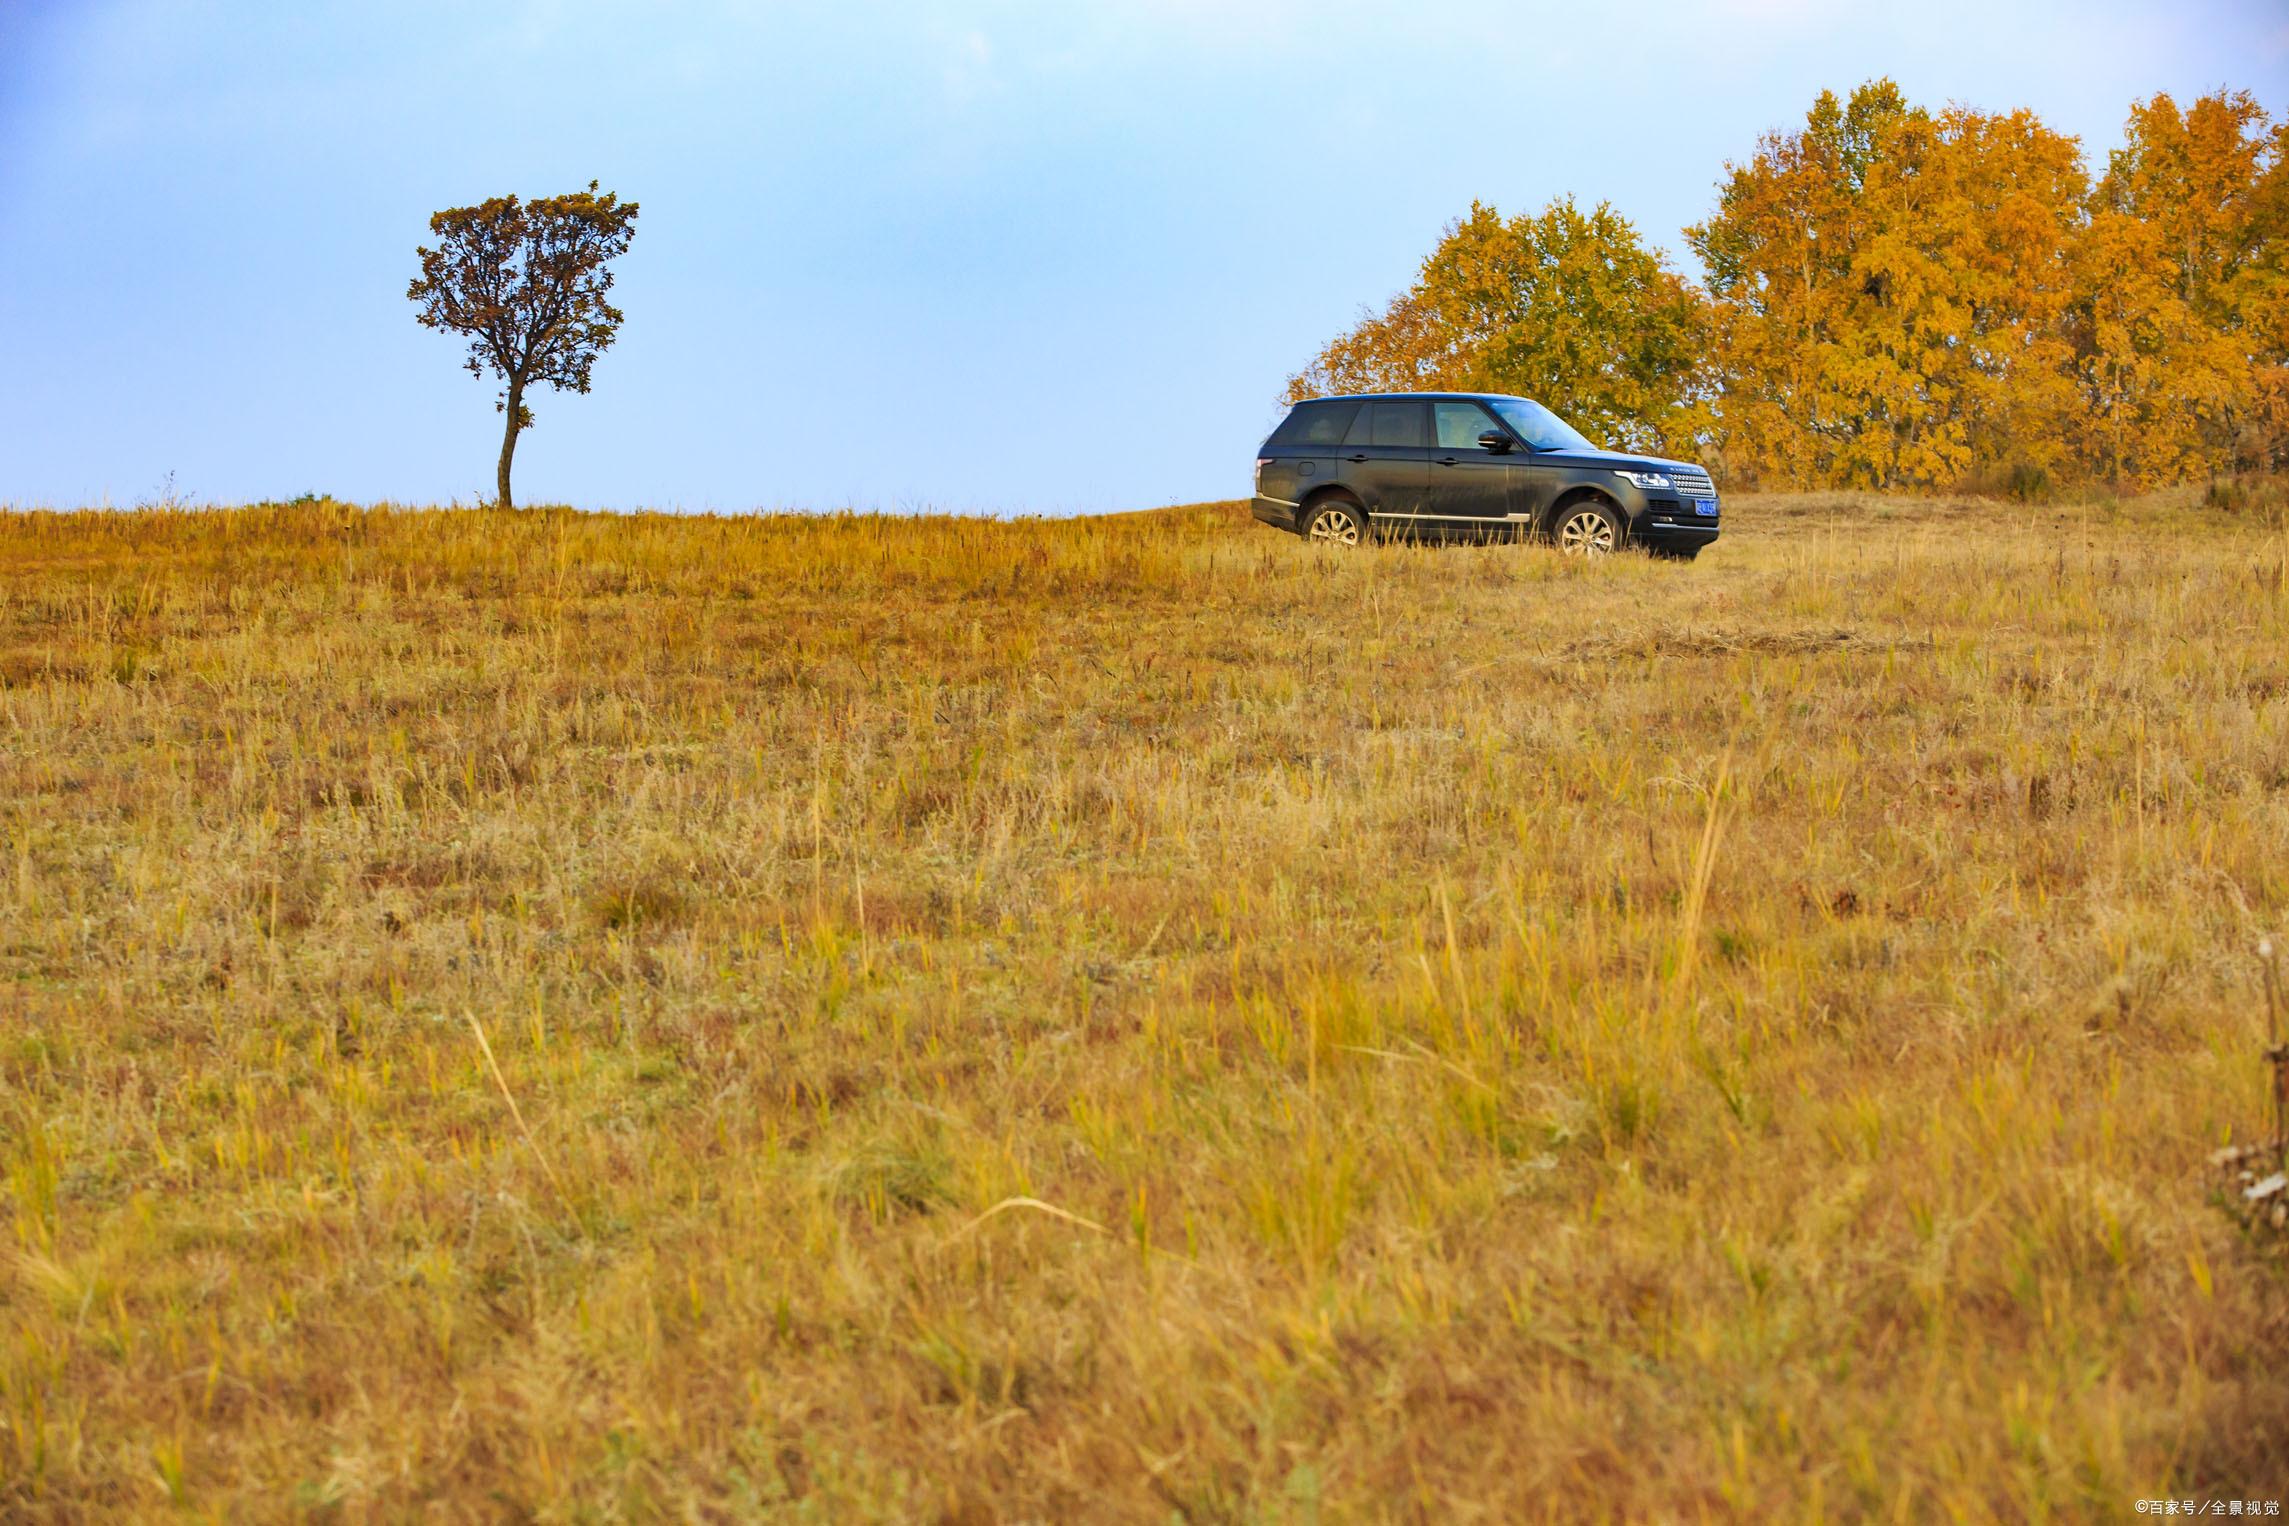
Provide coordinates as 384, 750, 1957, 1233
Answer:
1303, 497, 1366, 546
1554, 500, 1621, 557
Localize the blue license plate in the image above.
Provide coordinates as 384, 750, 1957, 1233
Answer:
1691, 498, 1718, 517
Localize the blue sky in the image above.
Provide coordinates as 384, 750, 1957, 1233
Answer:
3, 0, 2284, 513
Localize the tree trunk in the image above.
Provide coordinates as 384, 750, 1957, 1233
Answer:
497, 382, 524, 510
2111, 375, 2124, 492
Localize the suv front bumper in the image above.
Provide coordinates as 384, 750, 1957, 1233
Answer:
1632, 497, 1720, 550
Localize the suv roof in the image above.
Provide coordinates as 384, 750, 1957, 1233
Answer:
1293, 391, 1533, 405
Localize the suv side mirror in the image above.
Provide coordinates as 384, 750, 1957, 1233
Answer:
1477, 430, 1514, 453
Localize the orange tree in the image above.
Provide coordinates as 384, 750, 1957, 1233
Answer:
1686, 82, 2087, 490
2238, 119, 2289, 470
2079, 93, 2283, 480
1284, 198, 1710, 456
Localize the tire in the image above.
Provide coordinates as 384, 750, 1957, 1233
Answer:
1302, 496, 1367, 547
1553, 499, 1622, 557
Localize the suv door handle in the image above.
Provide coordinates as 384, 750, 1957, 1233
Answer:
1436, 455, 1460, 465
1345, 453, 1369, 463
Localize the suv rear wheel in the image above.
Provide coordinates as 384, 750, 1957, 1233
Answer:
1303, 496, 1366, 546
1554, 500, 1621, 557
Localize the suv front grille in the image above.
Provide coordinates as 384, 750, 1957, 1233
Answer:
1668, 467, 1716, 498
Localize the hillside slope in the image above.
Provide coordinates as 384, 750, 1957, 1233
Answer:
2, 495, 2285, 1516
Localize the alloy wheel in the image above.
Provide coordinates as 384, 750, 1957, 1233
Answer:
1307, 506, 1363, 546
1557, 507, 1617, 556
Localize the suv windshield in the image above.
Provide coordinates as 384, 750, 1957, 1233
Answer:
1487, 398, 1597, 452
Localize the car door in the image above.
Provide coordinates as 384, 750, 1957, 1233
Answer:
1337, 400, 1431, 529
1508, 448, 1567, 534
1430, 401, 1519, 535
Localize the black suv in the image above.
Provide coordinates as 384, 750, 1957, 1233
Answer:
1251, 392, 1719, 559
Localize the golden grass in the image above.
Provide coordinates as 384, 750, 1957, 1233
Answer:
2, 492, 2286, 1518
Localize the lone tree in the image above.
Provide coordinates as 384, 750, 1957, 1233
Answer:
407, 182, 639, 509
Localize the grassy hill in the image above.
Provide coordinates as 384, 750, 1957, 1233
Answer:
2, 493, 2285, 1516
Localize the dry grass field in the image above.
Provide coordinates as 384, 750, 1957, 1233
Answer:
2, 491, 2286, 1519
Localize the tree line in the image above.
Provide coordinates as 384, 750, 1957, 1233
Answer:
1284, 82, 2288, 493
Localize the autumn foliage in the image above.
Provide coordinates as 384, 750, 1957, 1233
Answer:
1286, 199, 1713, 457
1289, 84, 2289, 491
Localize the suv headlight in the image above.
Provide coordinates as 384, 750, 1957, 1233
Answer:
1614, 469, 1673, 490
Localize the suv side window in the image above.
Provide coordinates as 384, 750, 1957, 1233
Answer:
1269, 400, 1361, 449
1434, 401, 1503, 449
1344, 400, 1428, 449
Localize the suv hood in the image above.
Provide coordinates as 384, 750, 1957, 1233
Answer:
1536, 447, 1704, 476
